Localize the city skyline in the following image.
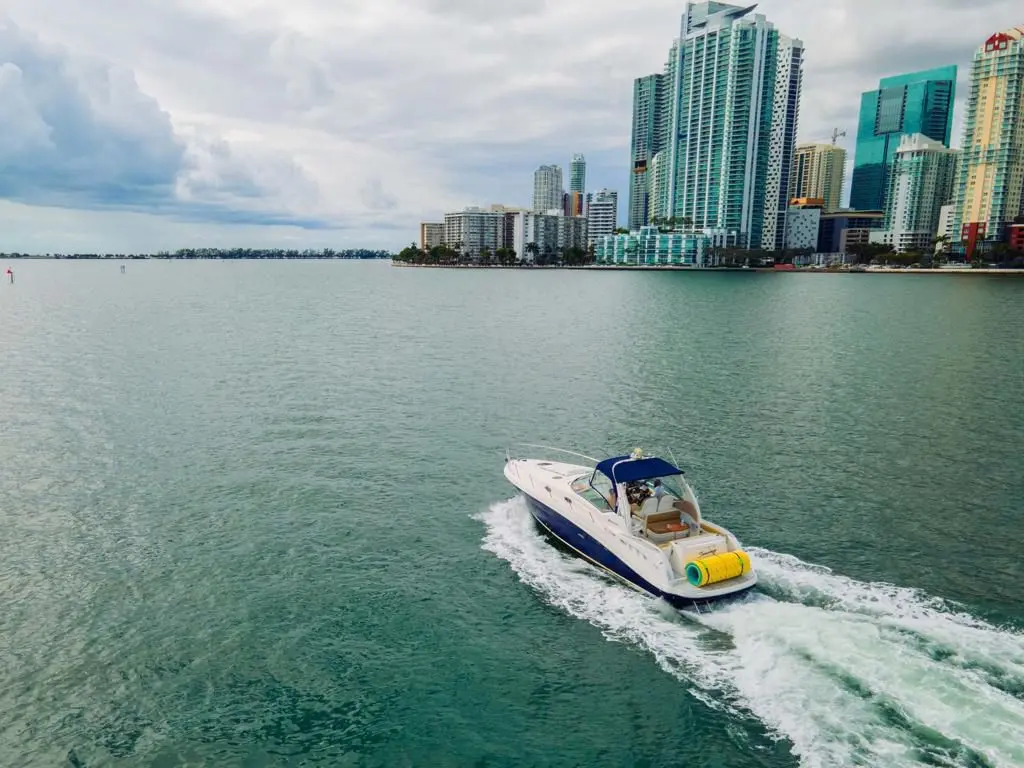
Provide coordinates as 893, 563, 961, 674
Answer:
1, 0, 1022, 252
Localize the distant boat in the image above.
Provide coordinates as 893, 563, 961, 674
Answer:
504, 446, 756, 607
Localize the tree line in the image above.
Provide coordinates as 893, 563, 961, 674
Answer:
848, 238, 1024, 268
394, 242, 595, 267
1, 248, 391, 260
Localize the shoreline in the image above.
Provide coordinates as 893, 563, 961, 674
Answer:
392, 262, 1024, 275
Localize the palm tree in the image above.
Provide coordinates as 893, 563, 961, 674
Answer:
991, 242, 1011, 265
525, 242, 539, 262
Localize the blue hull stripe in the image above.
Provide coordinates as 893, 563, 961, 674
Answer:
521, 493, 697, 608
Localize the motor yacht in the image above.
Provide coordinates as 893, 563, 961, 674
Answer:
504, 446, 756, 607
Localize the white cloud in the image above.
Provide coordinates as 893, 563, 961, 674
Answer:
1, 0, 1022, 251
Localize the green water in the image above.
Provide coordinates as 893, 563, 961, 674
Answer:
1, 262, 1022, 767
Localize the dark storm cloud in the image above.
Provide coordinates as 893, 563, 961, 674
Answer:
0, 20, 184, 206
0, 17, 332, 228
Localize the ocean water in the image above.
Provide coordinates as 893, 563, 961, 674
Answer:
0, 261, 1022, 767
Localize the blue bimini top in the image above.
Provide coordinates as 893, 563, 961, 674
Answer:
594, 455, 682, 485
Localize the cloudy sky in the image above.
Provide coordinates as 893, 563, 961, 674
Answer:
1, 0, 1020, 253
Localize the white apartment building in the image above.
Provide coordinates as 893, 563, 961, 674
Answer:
936, 203, 956, 251
509, 212, 588, 262
871, 133, 957, 252
586, 189, 618, 246
443, 208, 506, 258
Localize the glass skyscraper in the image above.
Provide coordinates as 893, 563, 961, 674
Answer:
664, 2, 803, 249
849, 66, 957, 212
629, 2, 802, 248
569, 154, 586, 195
629, 74, 666, 229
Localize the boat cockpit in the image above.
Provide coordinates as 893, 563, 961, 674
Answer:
570, 452, 704, 544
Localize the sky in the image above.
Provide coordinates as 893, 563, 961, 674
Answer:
0, 0, 1021, 253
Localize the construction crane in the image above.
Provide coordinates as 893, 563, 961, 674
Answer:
830, 128, 847, 145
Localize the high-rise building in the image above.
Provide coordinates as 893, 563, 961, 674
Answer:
564, 191, 586, 217
648, 151, 671, 223
587, 189, 618, 246
532, 165, 564, 212
509, 211, 588, 262
936, 203, 957, 251
869, 133, 957, 252
420, 222, 445, 250
849, 66, 957, 212
663, 2, 804, 249
570, 154, 586, 195
790, 143, 847, 212
443, 208, 506, 258
762, 34, 805, 251
954, 26, 1024, 257
629, 74, 667, 228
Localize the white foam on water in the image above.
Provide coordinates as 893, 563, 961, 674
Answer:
479, 497, 1024, 768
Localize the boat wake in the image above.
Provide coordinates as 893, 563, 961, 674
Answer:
478, 497, 1024, 768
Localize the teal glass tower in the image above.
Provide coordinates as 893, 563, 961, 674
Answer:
665, 3, 803, 249
849, 66, 957, 212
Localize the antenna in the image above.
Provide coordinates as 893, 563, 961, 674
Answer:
831, 128, 847, 145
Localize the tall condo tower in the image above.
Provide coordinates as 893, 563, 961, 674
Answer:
790, 143, 847, 212
849, 66, 957, 212
570, 155, 587, 194
879, 133, 958, 252
532, 165, 564, 213
954, 26, 1024, 256
629, 74, 667, 228
762, 33, 805, 250
663, 2, 804, 249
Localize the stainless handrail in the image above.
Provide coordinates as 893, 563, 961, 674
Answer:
507, 443, 601, 465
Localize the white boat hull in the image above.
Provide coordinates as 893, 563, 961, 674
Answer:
504, 458, 756, 606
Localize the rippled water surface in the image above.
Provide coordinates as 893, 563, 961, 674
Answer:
1, 261, 1022, 767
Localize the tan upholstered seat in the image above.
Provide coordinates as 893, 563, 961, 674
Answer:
643, 510, 691, 543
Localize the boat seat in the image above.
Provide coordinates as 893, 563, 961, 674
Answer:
636, 497, 660, 519
673, 499, 699, 520
656, 495, 678, 514
643, 509, 692, 543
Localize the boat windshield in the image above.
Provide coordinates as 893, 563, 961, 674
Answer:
639, 474, 686, 500
571, 474, 615, 511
